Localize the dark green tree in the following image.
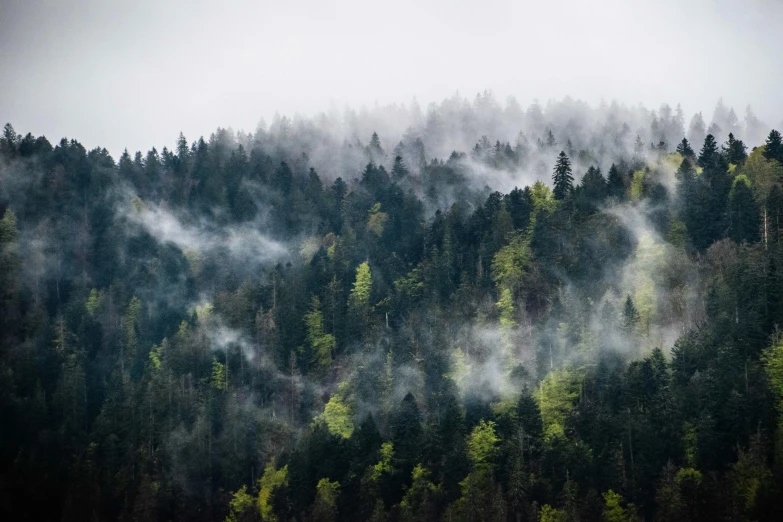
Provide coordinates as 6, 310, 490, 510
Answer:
723, 133, 748, 165
552, 151, 574, 200
606, 163, 625, 201
580, 165, 606, 206
763, 129, 783, 164
728, 175, 760, 243
676, 137, 695, 158
391, 156, 409, 181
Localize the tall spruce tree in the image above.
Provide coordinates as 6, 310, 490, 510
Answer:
623, 295, 640, 331
723, 133, 748, 165
728, 175, 760, 243
606, 163, 625, 201
764, 129, 783, 164
579, 166, 607, 213
698, 134, 722, 171
552, 151, 574, 200
391, 155, 409, 181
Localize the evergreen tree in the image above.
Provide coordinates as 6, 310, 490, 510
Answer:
546, 129, 557, 148
675, 138, 695, 158
391, 156, 409, 181
698, 134, 722, 171
687, 134, 732, 248
728, 175, 760, 243
764, 129, 783, 164
634, 135, 646, 158
552, 151, 574, 200
580, 165, 607, 208
390, 393, 424, 492
607, 163, 626, 200
0, 123, 19, 156
622, 295, 640, 332
688, 112, 707, 150
723, 133, 748, 165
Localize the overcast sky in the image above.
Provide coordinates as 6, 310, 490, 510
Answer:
1, 0, 782, 157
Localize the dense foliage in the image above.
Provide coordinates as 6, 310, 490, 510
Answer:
2, 96, 783, 521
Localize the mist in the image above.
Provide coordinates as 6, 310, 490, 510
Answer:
3, 1, 783, 520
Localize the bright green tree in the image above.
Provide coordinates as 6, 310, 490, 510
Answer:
491, 233, 530, 293
467, 420, 500, 467
305, 296, 336, 371
319, 394, 354, 438
312, 478, 340, 522
225, 485, 254, 522
257, 460, 288, 521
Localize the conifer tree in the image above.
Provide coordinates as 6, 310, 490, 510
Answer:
675, 138, 695, 158
390, 393, 423, 482
0, 123, 19, 156
764, 129, 783, 164
623, 295, 640, 332
728, 175, 760, 243
688, 112, 706, 150
607, 163, 625, 200
552, 151, 574, 200
391, 156, 409, 181
634, 135, 646, 158
581, 165, 607, 205
546, 129, 557, 148
723, 133, 748, 165
368, 132, 385, 162
698, 134, 722, 171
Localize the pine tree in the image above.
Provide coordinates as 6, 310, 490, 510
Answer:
391, 156, 409, 181
634, 135, 645, 158
689, 134, 732, 248
764, 129, 783, 164
698, 134, 722, 171
390, 393, 423, 482
368, 132, 385, 162
723, 133, 748, 165
552, 151, 574, 200
728, 175, 760, 243
546, 129, 557, 148
677, 158, 698, 244
623, 295, 640, 332
607, 163, 625, 201
175, 132, 190, 176
0, 123, 19, 157
688, 112, 707, 151
675, 138, 695, 158
581, 165, 607, 205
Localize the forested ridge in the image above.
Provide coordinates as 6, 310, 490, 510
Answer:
3, 96, 783, 521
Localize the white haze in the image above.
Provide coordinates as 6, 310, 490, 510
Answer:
2, 0, 782, 158
124, 198, 288, 264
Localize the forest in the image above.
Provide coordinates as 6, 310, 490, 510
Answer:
2, 95, 783, 521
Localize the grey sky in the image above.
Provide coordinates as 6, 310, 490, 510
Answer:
1, 0, 782, 158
